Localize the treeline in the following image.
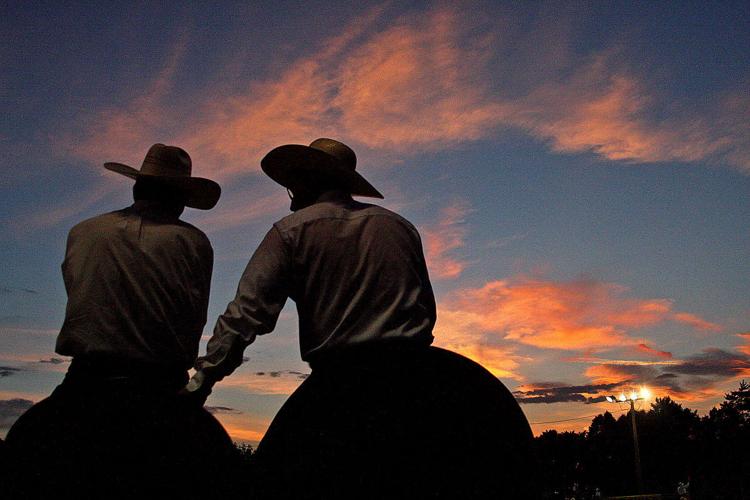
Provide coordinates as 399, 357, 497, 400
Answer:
533, 380, 750, 499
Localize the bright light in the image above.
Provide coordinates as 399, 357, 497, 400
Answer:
618, 393, 627, 402
640, 386, 651, 400
630, 391, 638, 401
606, 396, 614, 403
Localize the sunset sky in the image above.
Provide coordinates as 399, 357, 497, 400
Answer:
2, 1, 749, 443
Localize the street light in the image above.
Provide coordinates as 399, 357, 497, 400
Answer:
604, 387, 649, 493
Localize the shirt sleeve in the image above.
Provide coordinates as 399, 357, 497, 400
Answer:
195, 226, 290, 381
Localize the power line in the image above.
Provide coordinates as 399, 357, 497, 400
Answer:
530, 408, 627, 425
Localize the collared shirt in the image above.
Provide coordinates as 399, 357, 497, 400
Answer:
56, 201, 213, 370
196, 192, 436, 380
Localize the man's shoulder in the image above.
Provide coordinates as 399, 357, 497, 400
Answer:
173, 219, 212, 249
274, 200, 417, 233
69, 208, 211, 247
146, 214, 212, 250
68, 209, 127, 236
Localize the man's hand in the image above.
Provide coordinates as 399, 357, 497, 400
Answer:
178, 370, 214, 407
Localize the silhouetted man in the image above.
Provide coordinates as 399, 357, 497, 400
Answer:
6, 144, 236, 498
188, 138, 537, 499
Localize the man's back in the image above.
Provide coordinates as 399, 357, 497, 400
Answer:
275, 195, 436, 360
56, 201, 213, 369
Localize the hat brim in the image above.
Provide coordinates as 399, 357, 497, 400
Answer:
260, 145, 383, 199
104, 162, 221, 210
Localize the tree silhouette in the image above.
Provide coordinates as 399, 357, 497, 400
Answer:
698, 380, 750, 498
533, 380, 750, 499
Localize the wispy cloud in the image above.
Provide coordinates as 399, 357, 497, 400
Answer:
507, 53, 746, 169
9, 178, 120, 232
567, 356, 679, 367
65, 29, 192, 169
332, 9, 509, 150
632, 343, 673, 359
205, 405, 242, 415
433, 308, 528, 380
0, 366, 22, 378
584, 348, 750, 402
737, 333, 750, 356
671, 312, 723, 332
32, 6, 748, 229
57, 7, 750, 178
216, 369, 309, 395
421, 201, 472, 279
0, 286, 38, 295
514, 382, 620, 404
38, 357, 67, 365
439, 276, 720, 351
189, 190, 288, 234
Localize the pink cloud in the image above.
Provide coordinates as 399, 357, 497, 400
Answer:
433, 308, 527, 380
672, 312, 722, 332
737, 333, 750, 356
439, 277, 721, 351
632, 343, 673, 359
332, 9, 510, 150
584, 363, 723, 403
59, 6, 750, 186
188, 190, 288, 234
66, 30, 191, 169
421, 202, 472, 279
583, 345, 750, 404
506, 53, 749, 171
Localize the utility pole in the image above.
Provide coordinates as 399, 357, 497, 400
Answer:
629, 399, 644, 493
605, 388, 649, 495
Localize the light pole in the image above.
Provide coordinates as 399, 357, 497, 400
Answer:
605, 387, 650, 494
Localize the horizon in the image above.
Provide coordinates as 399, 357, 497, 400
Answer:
1, 1, 749, 443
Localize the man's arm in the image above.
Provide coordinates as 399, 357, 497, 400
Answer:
186, 226, 291, 396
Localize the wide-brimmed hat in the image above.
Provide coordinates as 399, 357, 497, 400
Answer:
104, 144, 221, 210
261, 138, 383, 199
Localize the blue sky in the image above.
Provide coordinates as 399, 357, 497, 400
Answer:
2, 1, 749, 441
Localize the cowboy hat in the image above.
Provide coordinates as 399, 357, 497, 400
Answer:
261, 138, 383, 199
104, 143, 221, 210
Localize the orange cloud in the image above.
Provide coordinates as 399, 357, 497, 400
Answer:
57, 5, 750, 194
48, 6, 749, 234
209, 411, 270, 444
585, 364, 638, 385
433, 308, 526, 380
672, 312, 722, 332
508, 54, 748, 171
333, 9, 509, 150
189, 190, 288, 234
421, 202, 472, 279
738, 333, 750, 356
584, 348, 750, 403
180, 59, 335, 179
440, 277, 720, 351
66, 30, 190, 169
179, 7, 509, 174
584, 364, 679, 401
633, 343, 673, 359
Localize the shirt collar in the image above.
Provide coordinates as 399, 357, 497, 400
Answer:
314, 190, 354, 205
130, 200, 182, 220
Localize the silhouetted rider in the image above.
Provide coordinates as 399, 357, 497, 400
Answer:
187, 138, 435, 393
6, 144, 235, 499
188, 138, 537, 499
